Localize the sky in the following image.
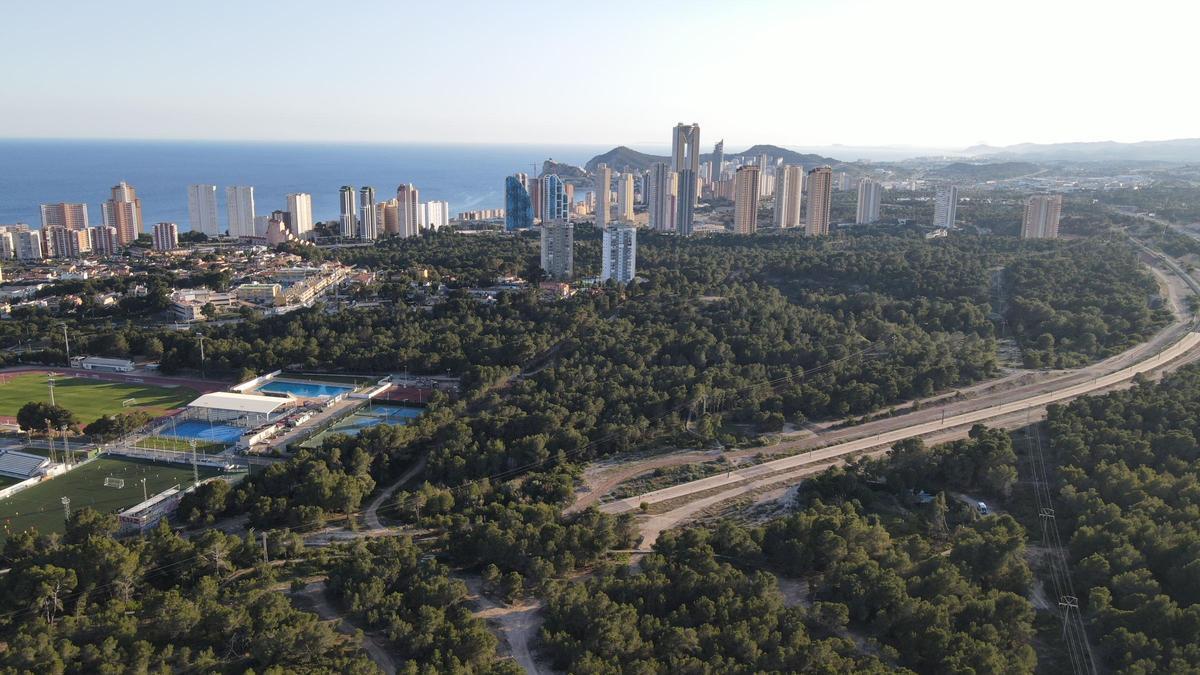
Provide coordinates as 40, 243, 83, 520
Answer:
2, 0, 1197, 149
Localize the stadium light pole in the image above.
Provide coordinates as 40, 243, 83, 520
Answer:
60, 324, 70, 367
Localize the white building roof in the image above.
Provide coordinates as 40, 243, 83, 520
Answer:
187, 391, 287, 415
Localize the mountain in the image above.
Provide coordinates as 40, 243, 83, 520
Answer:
583, 144, 845, 175
542, 158, 588, 182
729, 144, 844, 169
926, 161, 1042, 181
962, 138, 1200, 162
584, 146, 668, 173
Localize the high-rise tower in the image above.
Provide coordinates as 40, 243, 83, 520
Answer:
187, 184, 220, 236
773, 165, 803, 229
102, 181, 143, 245
804, 167, 833, 236
671, 122, 700, 235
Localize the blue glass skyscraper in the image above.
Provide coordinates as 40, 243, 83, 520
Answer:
505, 174, 533, 231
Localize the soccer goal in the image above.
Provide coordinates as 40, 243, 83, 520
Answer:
104, 477, 125, 489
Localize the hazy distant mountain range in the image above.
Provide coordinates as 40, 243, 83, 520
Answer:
961, 138, 1200, 162
583, 144, 848, 174
571, 138, 1200, 173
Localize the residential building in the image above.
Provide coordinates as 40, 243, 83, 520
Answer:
540, 175, 570, 223
837, 172, 852, 191
709, 139, 725, 185
379, 199, 399, 235
0, 231, 12, 259
424, 201, 449, 230
601, 224, 637, 283
672, 122, 701, 235
46, 226, 91, 257
933, 186, 959, 229
648, 162, 677, 232
616, 173, 635, 221
396, 184, 420, 237
805, 166, 833, 236
285, 193, 313, 238
15, 230, 43, 260
594, 164, 611, 228
226, 186, 256, 238
187, 184, 220, 236
505, 174, 534, 231
540, 220, 574, 280
40, 203, 89, 230
359, 187, 377, 239
89, 226, 118, 255
856, 179, 883, 224
102, 181, 143, 245
339, 186, 357, 237
773, 165, 803, 229
1021, 194, 1063, 239
153, 222, 179, 251
733, 165, 762, 234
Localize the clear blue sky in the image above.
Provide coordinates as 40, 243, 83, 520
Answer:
3, 0, 1195, 148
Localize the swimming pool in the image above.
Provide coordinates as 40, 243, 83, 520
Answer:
162, 420, 244, 444
256, 380, 355, 398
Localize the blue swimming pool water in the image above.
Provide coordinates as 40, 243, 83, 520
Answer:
163, 420, 244, 444
257, 380, 354, 398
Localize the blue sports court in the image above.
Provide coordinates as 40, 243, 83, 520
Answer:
161, 419, 244, 445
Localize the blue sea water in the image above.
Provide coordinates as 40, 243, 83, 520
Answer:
0, 139, 605, 230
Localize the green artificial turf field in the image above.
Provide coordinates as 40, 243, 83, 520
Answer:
0, 456, 222, 540
0, 373, 196, 423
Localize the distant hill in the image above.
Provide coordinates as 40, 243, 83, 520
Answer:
963, 138, 1200, 162
542, 158, 588, 182
926, 161, 1042, 181
584, 146, 668, 173
584, 144, 845, 175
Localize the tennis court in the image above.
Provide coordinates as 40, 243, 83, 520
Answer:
300, 405, 422, 448
160, 419, 245, 445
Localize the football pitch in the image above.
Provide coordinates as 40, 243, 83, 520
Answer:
0, 373, 197, 423
0, 456, 222, 541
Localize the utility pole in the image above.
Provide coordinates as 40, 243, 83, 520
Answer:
61, 325, 70, 366
197, 335, 207, 378
45, 419, 55, 465
60, 426, 70, 467
189, 439, 199, 487
61, 496, 70, 522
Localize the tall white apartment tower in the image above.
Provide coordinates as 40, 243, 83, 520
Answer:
226, 186, 256, 238
733, 165, 762, 234
1021, 194, 1063, 239
359, 187, 378, 240
856, 179, 882, 224
540, 220, 574, 280
933, 186, 958, 229
339, 186, 358, 237
672, 122, 700, 235
773, 165, 803, 229
396, 184, 420, 237
594, 163, 611, 228
187, 184, 220, 236
285, 193, 314, 238
601, 224, 637, 283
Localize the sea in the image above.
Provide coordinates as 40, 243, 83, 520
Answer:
0, 139, 607, 230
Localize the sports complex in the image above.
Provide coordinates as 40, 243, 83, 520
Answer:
0, 369, 424, 539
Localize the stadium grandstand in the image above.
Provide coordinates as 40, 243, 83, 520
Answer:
0, 449, 51, 480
